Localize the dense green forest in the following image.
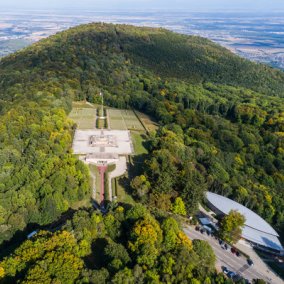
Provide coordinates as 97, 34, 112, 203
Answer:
0, 22, 283, 263
0, 98, 90, 244
0, 203, 228, 283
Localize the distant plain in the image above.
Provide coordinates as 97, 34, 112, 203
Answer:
1, 10, 284, 69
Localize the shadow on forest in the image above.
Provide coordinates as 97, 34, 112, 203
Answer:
0, 208, 79, 260
130, 153, 148, 177
0, 225, 37, 260
84, 238, 109, 270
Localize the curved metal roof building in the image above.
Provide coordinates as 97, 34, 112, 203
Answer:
206, 192, 283, 253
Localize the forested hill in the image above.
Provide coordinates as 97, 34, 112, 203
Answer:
0, 23, 283, 247
1, 24, 284, 98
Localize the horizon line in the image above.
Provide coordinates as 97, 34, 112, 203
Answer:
1, 7, 284, 13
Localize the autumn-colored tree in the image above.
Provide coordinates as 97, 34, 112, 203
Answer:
128, 216, 162, 268
0, 266, 4, 278
219, 210, 246, 244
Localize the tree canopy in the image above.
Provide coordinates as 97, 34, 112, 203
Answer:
219, 210, 246, 244
0, 23, 283, 281
0, 204, 221, 283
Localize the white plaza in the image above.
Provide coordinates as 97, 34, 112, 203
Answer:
72, 129, 133, 156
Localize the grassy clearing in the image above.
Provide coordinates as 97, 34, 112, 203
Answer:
72, 101, 95, 109
71, 103, 157, 132
69, 107, 97, 129
89, 164, 101, 203
136, 111, 159, 132
131, 131, 148, 155
122, 110, 144, 131
108, 108, 144, 131
115, 176, 135, 204
71, 199, 92, 210
97, 118, 106, 129
108, 109, 128, 130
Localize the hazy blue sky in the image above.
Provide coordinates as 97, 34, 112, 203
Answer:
2, 0, 284, 12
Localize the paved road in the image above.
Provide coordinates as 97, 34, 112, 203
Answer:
235, 240, 283, 284
183, 226, 279, 283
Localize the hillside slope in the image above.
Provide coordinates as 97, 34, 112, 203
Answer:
0, 23, 283, 246
1, 23, 284, 97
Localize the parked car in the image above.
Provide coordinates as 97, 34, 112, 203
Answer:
227, 271, 236, 279
219, 239, 223, 245
222, 266, 229, 275
195, 226, 200, 231
236, 251, 240, 257
231, 247, 236, 254
233, 274, 242, 281
247, 258, 254, 266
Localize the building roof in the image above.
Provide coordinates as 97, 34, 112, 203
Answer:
242, 226, 283, 252
206, 192, 283, 252
206, 192, 278, 236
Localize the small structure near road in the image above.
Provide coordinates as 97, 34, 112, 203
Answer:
198, 217, 218, 234
27, 230, 38, 239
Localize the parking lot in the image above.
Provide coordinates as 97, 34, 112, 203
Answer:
183, 225, 279, 283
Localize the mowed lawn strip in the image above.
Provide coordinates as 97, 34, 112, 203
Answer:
121, 110, 144, 131
69, 107, 97, 129
108, 109, 127, 130
108, 108, 145, 131
135, 111, 159, 132
89, 164, 101, 203
72, 101, 95, 109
